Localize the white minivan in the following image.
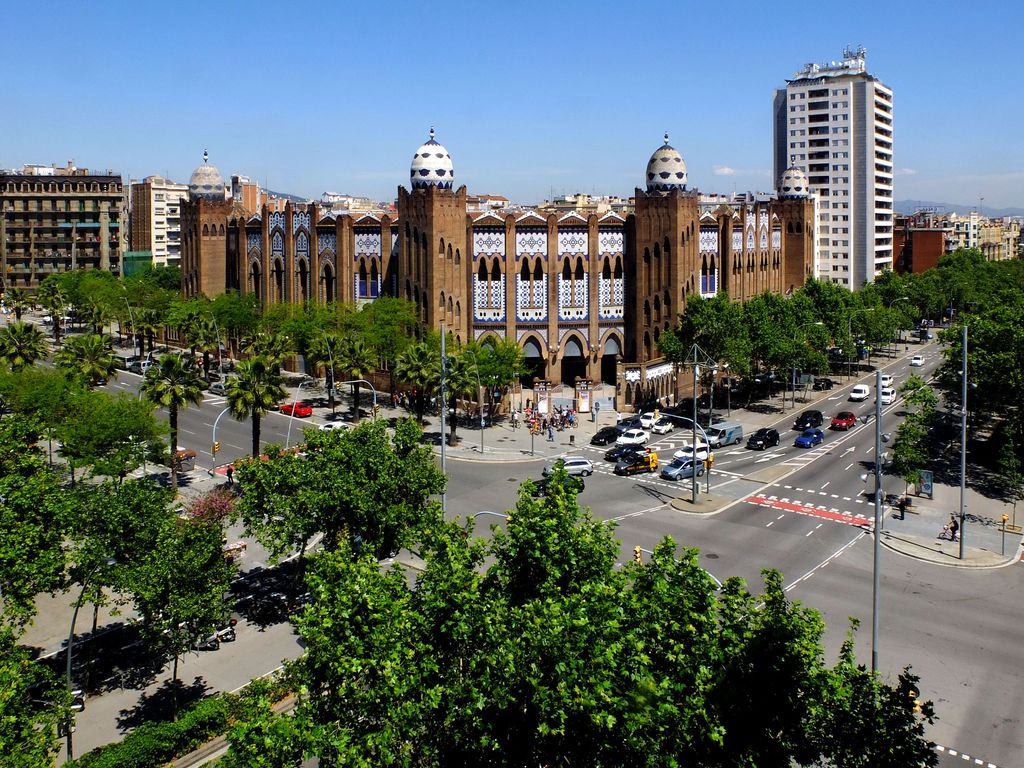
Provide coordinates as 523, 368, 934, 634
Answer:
849, 384, 870, 402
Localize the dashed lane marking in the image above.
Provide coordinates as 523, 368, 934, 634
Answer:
933, 744, 999, 767
745, 494, 870, 528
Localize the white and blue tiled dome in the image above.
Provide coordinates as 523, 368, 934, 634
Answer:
188, 151, 226, 201
410, 128, 454, 190
779, 166, 810, 198
645, 133, 688, 193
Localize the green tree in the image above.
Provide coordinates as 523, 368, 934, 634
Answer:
361, 296, 419, 370
242, 329, 292, 367
54, 333, 119, 387
58, 390, 163, 482
0, 321, 49, 371
227, 465, 937, 767
211, 291, 260, 358
226, 356, 286, 457
394, 340, 438, 421
891, 375, 938, 492
0, 416, 71, 629
445, 351, 477, 445
234, 418, 444, 561
35, 277, 68, 346
661, 291, 753, 376
307, 330, 343, 410
4, 288, 30, 321
0, 625, 69, 764
337, 338, 376, 420
140, 354, 204, 488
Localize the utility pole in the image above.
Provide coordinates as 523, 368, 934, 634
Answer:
959, 323, 967, 560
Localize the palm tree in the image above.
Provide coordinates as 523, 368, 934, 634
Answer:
445, 352, 477, 446
241, 330, 292, 368
186, 317, 220, 380
226, 356, 286, 457
394, 341, 438, 423
137, 308, 164, 355
54, 333, 118, 387
5, 287, 29, 321
337, 338, 376, 420
307, 331, 342, 409
35, 280, 66, 345
140, 353, 204, 489
0, 321, 49, 371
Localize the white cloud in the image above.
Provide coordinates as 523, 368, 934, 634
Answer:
895, 168, 918, 176
713, 165, 737, 176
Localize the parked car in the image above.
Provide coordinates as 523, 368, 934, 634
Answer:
639, 412, 658, 430
746, 427, 780, 450
590, 426, 620, 446
705, 422, 743, 448
830, 411, 857, 430
604, 444, 647, 463
532, 474, 585, 496
877, 387, 896, 405
793, 410, 823, 431
675, 441, 711, 462
910, 354, 924, 367
209, 381, 227, 396
753, 371, 777, 388
318, 421, 350, 432
615, 451, 659, 476
880, 374, 894, 388
651, 417, 675, 435
616, 428, 649, 447
543, 456, 594, 477
794, 428, 825, 448
660, 454, 704, 480
281, 402, 314, 418
812, 377, 835, 391
128, 360, 153, 375
849, 384, 870, 402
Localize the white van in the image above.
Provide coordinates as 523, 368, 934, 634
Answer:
849, 384, 870, 402
705, 422, 744, 448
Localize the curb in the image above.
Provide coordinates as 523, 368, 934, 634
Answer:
879, 532, 1021, 569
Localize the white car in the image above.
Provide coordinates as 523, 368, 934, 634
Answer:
651, 417, 675, 435
543, 456, 594, 477
208, 382, 227, 396
849, 384, 870, 402
877, 387, 896, 405
880, 374, 894, 388
910, 355, 924, 367
639, 412, 658, 430
318, 421, 350, 432
616, 428, 650, 446
128, 360, 153, 375
674, 442, 711, 462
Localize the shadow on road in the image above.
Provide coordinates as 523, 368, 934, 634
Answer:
117, 675, 211, 730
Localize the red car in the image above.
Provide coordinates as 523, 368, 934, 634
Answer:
280, 402, 313, 418
831, 411, 856, 430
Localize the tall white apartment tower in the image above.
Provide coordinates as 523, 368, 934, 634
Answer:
773, 47, 893, 288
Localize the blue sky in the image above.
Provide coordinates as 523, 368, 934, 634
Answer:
5, 1, 1022, 209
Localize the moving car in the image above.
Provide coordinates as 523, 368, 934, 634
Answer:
849, 384, 870, 402
543, 456, 594, 477
128, 360, 153, 375
877, 387, 896, 405
604, 444, 647, 463
318, 421, 350, 432
651, 417, 675, 435
910, 354, 924, 367
660, 454, 704, 481
793, 410, 823, 431
830, 411, 857, 430
880, 374, 894, 388
590, 425, 620, 446
746, 428, 780, 450
532, 474, 585, 496
794, 428, 825, 448
616, 428, 649, 447
615, 450, 659, 476
639, 412, 658, 430
705, 422, 743, 448
209, 381, 227, 396
281, 402, 314, 418
675, 441, 711, 462
812, 377, 835, 391
614, 416, 642, 434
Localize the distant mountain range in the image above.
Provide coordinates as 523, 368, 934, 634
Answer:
895, 199, 1024, 218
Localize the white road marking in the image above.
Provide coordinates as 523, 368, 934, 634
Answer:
844, 462, 854, 471
784, 533, 865, 592
820, 481, 830, 489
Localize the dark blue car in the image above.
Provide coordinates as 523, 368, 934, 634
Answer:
794, 428, 824, 448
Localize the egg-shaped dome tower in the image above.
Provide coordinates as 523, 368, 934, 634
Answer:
645, 133, 688, 193
410, 128, 454, 190
779, 166, 810, 198
188, 151, 226, 201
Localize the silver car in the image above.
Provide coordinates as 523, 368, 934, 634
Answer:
542, 456, 594, 477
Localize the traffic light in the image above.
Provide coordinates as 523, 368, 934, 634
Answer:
706, 453, 715, 469
633, 546, 642, 563
212, 441, 220, 455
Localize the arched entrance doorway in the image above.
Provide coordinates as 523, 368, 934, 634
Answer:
560, 336, 586, 386
522, 337, 545, 384
601, 335, 620, 385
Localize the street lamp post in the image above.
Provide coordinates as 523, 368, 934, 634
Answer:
66, 557, 116, 761
286, 380, 316, 449
121, 297, 137, 358
959, 323, 967, 560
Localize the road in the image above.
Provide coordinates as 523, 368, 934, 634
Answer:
70, 351, 1021, 767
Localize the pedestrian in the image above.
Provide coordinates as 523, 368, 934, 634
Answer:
547, 424, 555, 442
940, 513, 959, 541
226, 464, 234, 485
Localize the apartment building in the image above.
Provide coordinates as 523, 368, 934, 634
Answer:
774, 46, 893, 288
130, 175, 188, 267
0, 161, 127, 289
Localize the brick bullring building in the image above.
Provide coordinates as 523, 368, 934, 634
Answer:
181, 132, 815, 406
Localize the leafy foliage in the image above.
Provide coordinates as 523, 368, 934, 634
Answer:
0, 625, 68, 765
226, 355, 286, 456
58, 390, 163, 481
54, 334, 119, 387
0, 321, 49, 371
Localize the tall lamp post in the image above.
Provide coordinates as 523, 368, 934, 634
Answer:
791, 322, 824, 410
121, 297, 137, 358
285, 380, 316, 449
847, 307, 877, 379
959, 322, 968, 560
66, 557, 116, 761
686, 344, 718, 503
